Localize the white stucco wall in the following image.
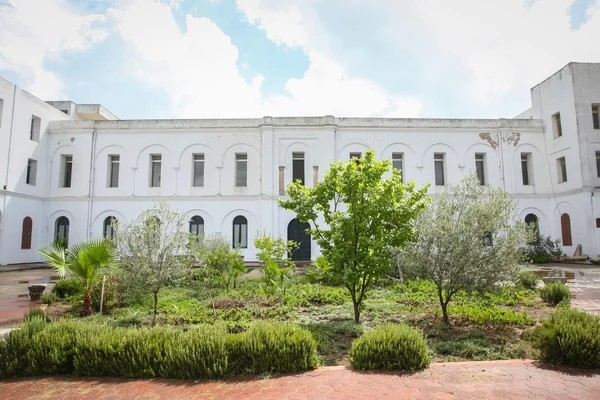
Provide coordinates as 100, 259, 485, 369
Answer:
2, 63, 600, 264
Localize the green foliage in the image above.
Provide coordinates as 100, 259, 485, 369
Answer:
0, 317, 47, 378
349, 324, 431, 370
194, 234, 248, 291
24, 308, 47, 322
52, 277, 81, 298
449, 304, 534, 326
283, 284, 350, 307
40, 292, 58, 305
279, 150, 430, 323
530, 308, 600, 369
0, 319, 318, 379
540, 282, 571, 305
227, 322, 318, 375
115, 201, 194, 325
402, 174, 527, 324
521, 234, 563, 263
39, 239, 118, 316
254, 234, 298, 295
305, 256, 344, 286
517, 271, 539, 290
52, 238, 68, 250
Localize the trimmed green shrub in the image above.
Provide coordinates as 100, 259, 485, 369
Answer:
540, 282, 571, 305
40, 292, 57, 305
24, 307, 47, 322
531, 308, 600, 369
52, 278, 80, 298
227, 322, 319, 375
349, 324, 431, 370
0, 320, 317, 379
0, 317, 47, 378
518, 271, 538, 290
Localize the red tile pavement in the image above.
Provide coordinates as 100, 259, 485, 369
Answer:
0, 360, 598, 400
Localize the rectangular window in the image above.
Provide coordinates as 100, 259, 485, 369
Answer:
235, 153, 247, 187
349, 152, 362, 160
30, 115, 41, 142
593, 105, 599, 130
557, 157, 567, 183
434, 153, 445, 186
150, 154, 161, 187
292, 152, 305, 185
596, 152, 600, 178
0, 98, 4, 127
61, 155, 73, 188
26, 159, 37, 186
193, 153, 205, 187
475, 153, 486, 185
392, 152, 404, 182
553, 112, 563, 138
108, 155, 120, 188
521, 153, 532, 185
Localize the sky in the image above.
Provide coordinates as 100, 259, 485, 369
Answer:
0, 0, 599, 120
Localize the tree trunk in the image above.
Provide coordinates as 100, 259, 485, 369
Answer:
152, 291, 159, 326
82, 290, 93, 317
352, 299, 361, 324
437, 286, 450, 325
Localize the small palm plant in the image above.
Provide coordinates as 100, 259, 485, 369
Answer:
38, 239, 117, 316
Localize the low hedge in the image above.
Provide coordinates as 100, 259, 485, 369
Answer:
349, 324, 431, 371
530, 308, 600, 369
540, 282, 571, 305
0, 319, 318, 379
52, 278, 80, 298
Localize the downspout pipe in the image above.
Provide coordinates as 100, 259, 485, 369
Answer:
86, 127, 97, 241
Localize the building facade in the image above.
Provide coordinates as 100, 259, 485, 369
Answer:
1, 62, 600, 265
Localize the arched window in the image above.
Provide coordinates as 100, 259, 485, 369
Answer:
103, 216, 117, 239
55, 216, 70, 246
189, 215, 204, 239
560, 213, 572, 246
21, 217, 33, 249
232, 216, 248, 248
525, 214, 538, 225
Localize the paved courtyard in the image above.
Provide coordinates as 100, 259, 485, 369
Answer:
0, 360, 598, 400
0, 267, 54, 326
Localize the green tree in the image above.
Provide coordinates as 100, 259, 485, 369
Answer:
402, 174, 528, 324
38, 239, 117, 316
279, 150, 429, 323
195, 234, 248, 292
115, 201, 194, 325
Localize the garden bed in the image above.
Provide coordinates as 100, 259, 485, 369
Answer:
44, 276, 554, 365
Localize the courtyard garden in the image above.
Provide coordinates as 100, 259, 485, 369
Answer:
2, 151, 599, 379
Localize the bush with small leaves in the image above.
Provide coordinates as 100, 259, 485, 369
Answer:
531, 308, 600, 369
52, 278, 80, 298
40, 292, 57, 305
349, 324, 431, 371
517, 271, 538, 290
0, 319, 317, 379
24, 307, 47, 322
540, 282, 571, 305
227, 322, 319, 375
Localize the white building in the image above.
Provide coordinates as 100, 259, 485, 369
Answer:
1, 62, 599, 265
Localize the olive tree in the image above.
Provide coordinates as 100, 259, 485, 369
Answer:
115, 201, 194, 325
279, 150, 429, 323
402, 174, 528, 324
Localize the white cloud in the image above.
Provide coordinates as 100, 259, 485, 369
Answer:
410, 0, 600, 103
109, 0, 421, 118
0, 0, 107, 98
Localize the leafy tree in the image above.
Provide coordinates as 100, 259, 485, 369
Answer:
39, 239, 117, 316
279, 150, 429, 323
254, 233, 298, 294
402, 174, 528, 324
115, 201, 194, 325
194, 234, 248, 292
521, 233, 563, 263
